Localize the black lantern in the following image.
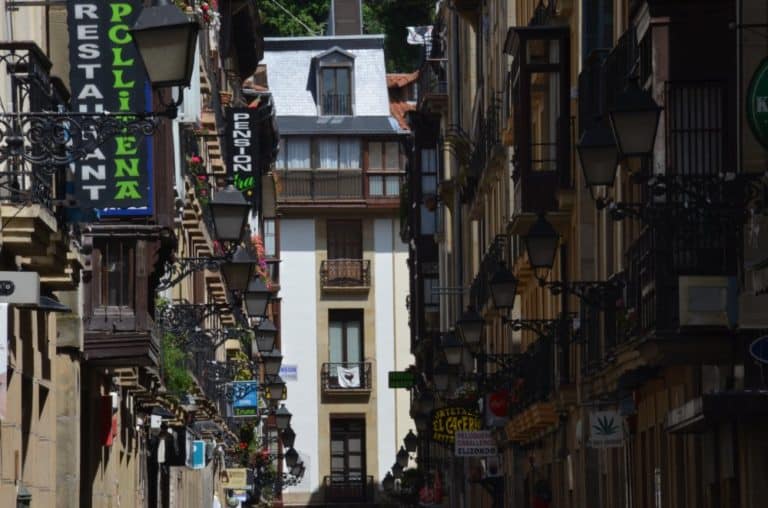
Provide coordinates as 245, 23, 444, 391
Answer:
208, 186, 251, 243
577, 120, 620, 188
265, 376, 286, 401
260, 348, 283, 377
489, 262, 518, 311
275, 404, 292, 431
440, 333, 464, 366
255, 319, 277, 353
290, 460, 305, 477
403, 429, 418, 453
130, 0, 199, 89
412, 411, 429, 432
396, 446, 409, 468
456, 307, 484, 347
608, 78, 662, 158
284, 447, 300, 468
391, 462, 404, 479
382, 472, 395, 492
281, 425, 296, 448
417, 390, 435, 413
523, 214, 560, 275
433, 362, 455, 393
244, 277, 272, 317
220, 246, 257, 293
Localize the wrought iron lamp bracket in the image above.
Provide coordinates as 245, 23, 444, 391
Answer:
501, 318, 561, 338
537, 279, 624, 308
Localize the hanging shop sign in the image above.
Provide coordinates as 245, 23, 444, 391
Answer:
588, 410, 624, 448
454, 430, 498, 457
431, 406, 481, 444
225, 107, 262, 203
232, 381, 259, 417
485, 389, 510, 427
388, 370, 415, 389
67, 1, 154, 216
747, 57, 768, 150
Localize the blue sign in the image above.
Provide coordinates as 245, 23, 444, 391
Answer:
749, 335, 768, 364
232, 381, 259, 417
279, 364, 298, 381
190, 440, 206, 469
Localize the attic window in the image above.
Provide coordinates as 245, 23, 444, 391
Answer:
315, 47, 355, 116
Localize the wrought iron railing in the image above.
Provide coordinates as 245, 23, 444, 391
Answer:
468, 235, 506, 311
323, 475, 375, 503
275, 169, 363, 200
321, 93, 351, 115
321, 362, 372, 391
320, 259, 371, 288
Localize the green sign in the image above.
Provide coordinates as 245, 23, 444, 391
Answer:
388, 371, 415, 389
747, 57, 768, 150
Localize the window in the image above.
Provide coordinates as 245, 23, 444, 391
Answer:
96, 239, 134, 307
582, 0, 613, 64
329, 310, 363, 364
276, 137, 311, 169
329, 418, 366, 498
421, 148, 438, 194
263, 218, 276, 257
327, 220, 362, 260
318, 137, 360, 169
321, 67, 352, 115
367, 141, 402, 197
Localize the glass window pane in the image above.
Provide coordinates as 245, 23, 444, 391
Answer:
318, 137, 338, 169
422, 174, 437, 195
337, 68, 350, 95
346, 321, 361, 362
329, 322, 343, 363
276, 138, 285, 169
339, 138, 360, 169
385, 142, 399, 170
263, 219, 276, 257
331, 439, 345, 454
368, 142, 382, 169
369, 176, 384, 196
331, 457, 345, 470
420, 206, 436, 234
385, 176, 400, 196
348, 437, 362, 453
421, 148, 436, 172
286, 137, 310, 169
323, 69, 335, 95
348, 455, 362, 469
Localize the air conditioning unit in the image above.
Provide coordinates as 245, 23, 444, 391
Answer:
678, 276, 737, 327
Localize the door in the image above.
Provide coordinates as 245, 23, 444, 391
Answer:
328, 310, 364, 388
329, 418, 367, 502
327, 220, 363, 284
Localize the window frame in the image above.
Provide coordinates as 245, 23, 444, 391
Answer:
365, 139, 403, 198
316, 50, 355, 116
328, 309, 364, 363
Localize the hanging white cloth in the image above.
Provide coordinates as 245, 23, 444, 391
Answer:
336, 365, 361, 388
157, 438, 166, 464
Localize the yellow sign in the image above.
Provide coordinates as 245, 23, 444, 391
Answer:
431, 406, 482, 444
221, 468, 249, 489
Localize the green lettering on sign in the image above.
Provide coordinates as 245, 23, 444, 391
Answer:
747, 57, 768, 150
388, 371, 415, 389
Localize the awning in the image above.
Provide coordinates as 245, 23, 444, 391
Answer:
277, 115, 401, 135
666, 391, 768, 433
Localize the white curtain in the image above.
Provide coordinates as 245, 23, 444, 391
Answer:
286, 137, 310, 169
339, 138, 360, 169
318, 137, 337, 169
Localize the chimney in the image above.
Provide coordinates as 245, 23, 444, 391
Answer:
330, 0, 362, 36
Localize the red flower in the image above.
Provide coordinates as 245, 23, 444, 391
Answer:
197, 174, 207, 181
239, 442, 248, 450
190, 155, 202, 165
199, 189, 208, 196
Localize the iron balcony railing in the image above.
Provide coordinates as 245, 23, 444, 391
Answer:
321, 93, 351, 115
321, 362, 372, 391
320, 259, 371, 289
275, 169, 363, 201
468, 234, 506, 311
324, 475, 375, 503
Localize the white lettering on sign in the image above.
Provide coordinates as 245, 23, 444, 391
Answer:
454, 431, 498, 457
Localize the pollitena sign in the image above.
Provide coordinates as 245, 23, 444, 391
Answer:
68, 1, 154, 216
431, 406, 481, 444
747, 57, 768, 150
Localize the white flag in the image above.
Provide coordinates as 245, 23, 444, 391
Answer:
336, 365, 361, 388
406, 26, 433, 45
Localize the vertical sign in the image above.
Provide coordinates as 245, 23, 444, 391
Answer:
68, 1, 154, 216
225, 108, 260, 203
747, 58, 768, 150
0, 303, 7, 420
232, 380, 259, 417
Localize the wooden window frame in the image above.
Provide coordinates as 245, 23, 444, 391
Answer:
328, 309, 364, 362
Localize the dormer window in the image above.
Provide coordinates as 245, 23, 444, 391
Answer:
315, 47, 355, 116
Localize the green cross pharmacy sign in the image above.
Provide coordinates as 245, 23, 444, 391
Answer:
747, 58, 768, 150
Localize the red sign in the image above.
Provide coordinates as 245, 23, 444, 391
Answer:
488, 390, 510, 417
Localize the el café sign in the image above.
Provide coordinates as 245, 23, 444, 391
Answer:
431, 406, 481, 444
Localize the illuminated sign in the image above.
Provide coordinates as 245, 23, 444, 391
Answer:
225, 108, 260, 203
430, 406, 481, 444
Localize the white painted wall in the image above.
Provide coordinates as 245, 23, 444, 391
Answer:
279, 219, 319, 494
393, 230, 415, 467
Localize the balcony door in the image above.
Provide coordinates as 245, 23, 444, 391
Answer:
327, 220, 363, 284
329, 418, 367, 502
329, 310, 363, 388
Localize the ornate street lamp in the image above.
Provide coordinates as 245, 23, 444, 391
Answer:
489, 263, 518, 311
130, 0, 199, 90
254, 319, 277, 353
433, 362, 457, 393
274, 404, 292, 431
608, 78, 662, 158
523, 214, 560, 279
416, 390, 435, 413
244, 277, 272, 318
281, 425, 296, 448
440, 333, 464, 367
577, 119, 620, 188
396, 446, 410, 468
265, 376, 287, 401
208, 186, 252, 243
391, 462, 404, 479
284, 447, 300, 468
260, 348, 283, 378
382, 472, 395, 492
456, 307, 484, 347
220, 246, 258, 293
403, 430, 418, 453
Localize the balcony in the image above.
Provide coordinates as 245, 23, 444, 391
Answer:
323, 475, 375, 504
321, 362, 372, 393
320, 259, 371, 291
275, 169, 363, 202
321, 93, 352, 116
418, 60, 447, 110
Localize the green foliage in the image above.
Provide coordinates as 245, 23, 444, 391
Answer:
259, 0, 433, 71
161, 332, 194, 396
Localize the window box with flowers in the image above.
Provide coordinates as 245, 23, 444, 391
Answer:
187, 154, 212, 205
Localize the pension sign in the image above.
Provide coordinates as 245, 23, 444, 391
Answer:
431, 406, 481, 444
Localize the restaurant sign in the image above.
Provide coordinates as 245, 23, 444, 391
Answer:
431, 406, 481, 444
747, 57, 768, 150
67, 1, 154, 216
